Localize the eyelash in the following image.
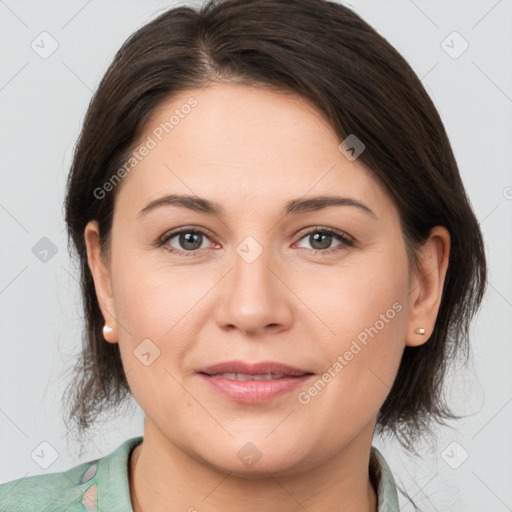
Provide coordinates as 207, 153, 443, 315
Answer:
158, 226, 354, 257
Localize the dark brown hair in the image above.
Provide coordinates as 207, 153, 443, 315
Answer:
64, 0, 487, 459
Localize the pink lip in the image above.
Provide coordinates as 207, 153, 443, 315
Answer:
197, 360, 314, 404
198, 360, 311, 376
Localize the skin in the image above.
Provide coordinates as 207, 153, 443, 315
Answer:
85, 82, 450, 512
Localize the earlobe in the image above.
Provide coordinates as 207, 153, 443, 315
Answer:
84, 220, 118, 343
405, 226, 451, 347
102, 323, 117, 343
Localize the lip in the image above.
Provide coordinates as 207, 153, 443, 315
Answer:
198, 360, 311, 376
197, 360, 314, 404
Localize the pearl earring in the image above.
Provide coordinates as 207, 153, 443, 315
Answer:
103, 324, 113, 336
415, 328, 425, 335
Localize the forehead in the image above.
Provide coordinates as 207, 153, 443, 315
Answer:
114, 83, 396, 221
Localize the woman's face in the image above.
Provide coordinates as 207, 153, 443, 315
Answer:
86, 82, 446, 476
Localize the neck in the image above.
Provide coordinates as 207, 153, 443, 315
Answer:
129, 419, 378, 512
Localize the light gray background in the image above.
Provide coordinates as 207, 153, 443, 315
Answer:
1, 1, 511, 510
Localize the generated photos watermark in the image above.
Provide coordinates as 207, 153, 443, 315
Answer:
297, 301, 403, 405
93, 96, 198, 200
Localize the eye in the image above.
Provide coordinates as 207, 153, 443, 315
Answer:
159, 227, 214, 255
158, 226, 354, 256
295, 227, 354, 254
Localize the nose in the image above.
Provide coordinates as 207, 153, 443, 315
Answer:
215, 245, 294, 337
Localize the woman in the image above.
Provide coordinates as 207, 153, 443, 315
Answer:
0, 0, 486, 510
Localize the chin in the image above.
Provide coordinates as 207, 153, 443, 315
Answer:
192, 437, 310, 478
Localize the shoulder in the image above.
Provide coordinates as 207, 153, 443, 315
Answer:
0, 460, 93, 512
0, 436, 143, 512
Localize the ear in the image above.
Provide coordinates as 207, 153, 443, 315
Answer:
84, 220, 118, 344
405, 226, 450, 347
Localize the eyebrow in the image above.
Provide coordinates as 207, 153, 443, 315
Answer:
138, 194, 377, 219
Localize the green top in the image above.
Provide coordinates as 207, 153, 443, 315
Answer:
0, 437, 400, 511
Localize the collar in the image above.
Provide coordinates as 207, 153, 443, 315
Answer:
370, 446, 400, 511
88, 437, 399, 511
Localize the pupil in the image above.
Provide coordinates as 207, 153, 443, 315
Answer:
312, 232, 331, 250
181, 232, 201, 250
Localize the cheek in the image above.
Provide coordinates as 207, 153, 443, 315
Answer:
108, 245, 220, 393
300, 241, 409, 345
110, 240, 204, 337
295, 245, 409, 419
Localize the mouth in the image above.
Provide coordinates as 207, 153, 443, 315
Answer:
205, 372, 295, 381
198, 360, 312, 376
197, 360, 314, 403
